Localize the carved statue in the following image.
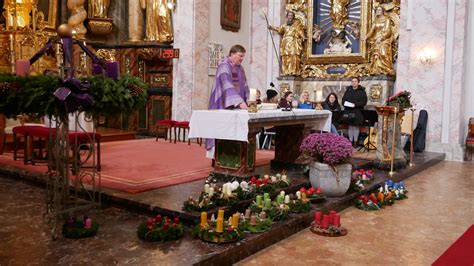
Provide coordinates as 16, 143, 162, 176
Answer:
329, 0, 350, 30
324, 30, 351, 54
67, 0, 87, 38
89, 0, 111, 18
366, 6, 399, 75
140, 0, 173, 43
268, 11, 306, 76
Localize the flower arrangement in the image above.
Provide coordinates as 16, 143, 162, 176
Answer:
298, 186, 325, 203
355, 180, 408, 211
351, 169, 375, 192
137, 214, 184, 242
384, 90, 412, 110
310, 210, 347, 237
193, 211, 244, 243
240, 209, 273, 233
300, 133, 353, 166
62, 215, 99, 239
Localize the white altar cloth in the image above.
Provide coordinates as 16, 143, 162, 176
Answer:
188, 109, 332, 142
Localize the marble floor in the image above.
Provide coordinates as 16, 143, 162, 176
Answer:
239, 161, 474, 265
0, 160, 472, 265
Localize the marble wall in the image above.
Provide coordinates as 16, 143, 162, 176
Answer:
396, 0, 470, 160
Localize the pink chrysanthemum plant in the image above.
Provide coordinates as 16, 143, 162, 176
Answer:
300, 133, 353, 166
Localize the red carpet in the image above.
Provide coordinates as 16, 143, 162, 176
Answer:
0, 138, 275, 193
432, 225, 474, 266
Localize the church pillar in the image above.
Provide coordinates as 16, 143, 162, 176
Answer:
396, 0, 469, 160
172, 0, 210, 121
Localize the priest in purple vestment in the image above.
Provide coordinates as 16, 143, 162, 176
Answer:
206, 44, 250, 156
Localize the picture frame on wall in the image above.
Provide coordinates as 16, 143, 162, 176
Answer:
37, 0, 58, 30
220, 0, 241, 32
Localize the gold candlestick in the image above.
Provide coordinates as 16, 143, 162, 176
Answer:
248, 101, 258, 113
389, 107, 398, 176
409, 107, 416, 167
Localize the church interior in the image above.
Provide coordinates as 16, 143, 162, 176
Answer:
0, 0, 473, 265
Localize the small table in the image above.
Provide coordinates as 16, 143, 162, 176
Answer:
189, 109, 331, 178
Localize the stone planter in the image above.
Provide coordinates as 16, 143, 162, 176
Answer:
309, 161, 352, 197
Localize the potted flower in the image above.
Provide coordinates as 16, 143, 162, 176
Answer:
300, 133, 353, 197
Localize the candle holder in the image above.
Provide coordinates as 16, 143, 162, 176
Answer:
310, 221, 347, 237
388, 106, 398, 176
314, 101, 324, 110
248, 101, 258, 113
137, 215, 184, 242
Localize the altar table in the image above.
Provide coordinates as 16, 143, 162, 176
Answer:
189, 109, 331, 177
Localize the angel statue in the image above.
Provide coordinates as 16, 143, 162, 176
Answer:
312, 24, 323, 43
365, 5, 399, 75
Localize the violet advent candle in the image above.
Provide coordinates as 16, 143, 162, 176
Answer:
92, 64, 103, 75
106, 61, 119, 80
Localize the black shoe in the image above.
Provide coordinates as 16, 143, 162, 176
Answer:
352, 141, 357, 148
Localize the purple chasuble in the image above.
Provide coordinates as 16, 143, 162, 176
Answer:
206, 57, 249, 150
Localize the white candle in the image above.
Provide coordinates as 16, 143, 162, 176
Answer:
249, 88, 257, 101
280, 191, 285, 197
296, 191, 301, 199
204, 184, 210, 193
271, 176, 277, 182
209, 187, 214, 197
316, 91, 323, 102
281, 174, 287, 181
284, 195, 290, 204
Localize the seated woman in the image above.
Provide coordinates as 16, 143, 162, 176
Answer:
322, 92, 342, 134
277, 91, 294, 109
298, 90, 313, 109
264, 89, 279, 103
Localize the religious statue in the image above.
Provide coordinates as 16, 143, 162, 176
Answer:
140, 0, 173, 43
329, 0, 350, 30
324, 30, 351, 54
365, 6, 399, 76
268, 11, 305, 76
88, 0, 111, 18
312, 24, 323, 44
67, 0, 87, 38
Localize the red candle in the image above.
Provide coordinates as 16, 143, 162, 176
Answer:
314, 211, 322, 225
333, 214, 341, 227
321, 215, 329, 229
85, 218, 92, 229
329, 210, 336, 225
16, 59, 30, 77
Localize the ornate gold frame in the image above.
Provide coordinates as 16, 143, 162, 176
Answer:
305, 0, 372, 64
37, 0, 58, 30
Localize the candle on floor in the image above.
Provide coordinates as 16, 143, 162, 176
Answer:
277, 195, 284, 204
333, 213, 341, 227
84, 217, 92, 229
216, 217, 224, 233
204, 184, 210, 193
256, 195, 263, 206
322, 215, 329, 229
92, 64, 103, 75
263, 193, 270, 201
284, 195, 290, 204
259, 211, 266, 220
250, 215, 257, 225
329, 210, 336, 225
209, 187, 214, 197
217, 209, 224, 220
301, 192, 307, 201
232, 213, 240, 228
200, 212, 208, 227
315, 211, 322, 225
264, 198, 271, 209
245, 209, 251, 219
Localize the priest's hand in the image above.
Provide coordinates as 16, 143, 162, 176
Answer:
239, 102, 248, 110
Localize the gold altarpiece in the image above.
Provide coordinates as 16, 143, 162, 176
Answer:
0, 0, 58, 74
276, 0, 400, 108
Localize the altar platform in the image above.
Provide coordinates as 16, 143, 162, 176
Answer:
0, 146, 445, 265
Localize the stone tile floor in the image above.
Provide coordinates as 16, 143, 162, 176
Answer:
0, 160, 472, 265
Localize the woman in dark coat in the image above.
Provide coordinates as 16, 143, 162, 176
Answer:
342, 77, 367, 146
323, 92, 341, 133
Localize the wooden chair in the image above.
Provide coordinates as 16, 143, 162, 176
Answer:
174, 121, 202, 146
465, 117, 474, 161
155, 120, 176, 142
